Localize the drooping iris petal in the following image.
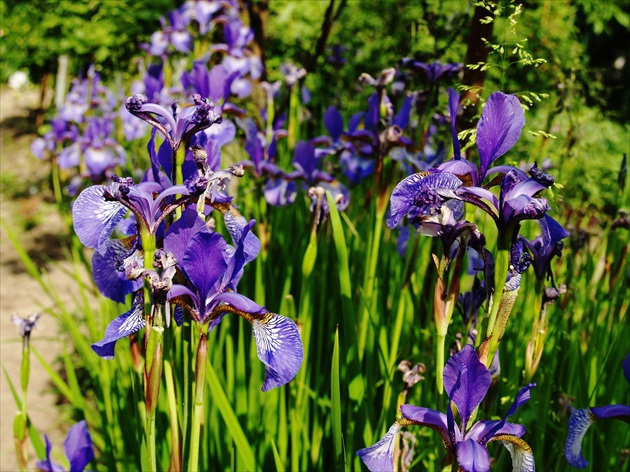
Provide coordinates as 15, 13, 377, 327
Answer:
73, 186, 127, 255
624, 353, 630, 384
492, 435, 535, 472
249, 310, 304, 391
36, 435, 64, 472
64, 420, 94, 472
443, 345, 491, 430
357, 421, 402, 472
476, 92, 525, 181
181, 232, 227, 303
212, 291, 267, 316
400, 405, 450, 447
91, 295, 145, 359
457, 438, 490, 472
564, 408, 594, 468
92, 239, 143, 303
387, 171, 462, 228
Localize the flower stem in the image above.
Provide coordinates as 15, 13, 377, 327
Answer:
145, 325, 163, 472
164, 360, 181, 471
486, 241, 510, 338
188, 332, 208, 472
358, 194, 387, 362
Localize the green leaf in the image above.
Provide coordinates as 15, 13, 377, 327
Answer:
32, 347, 74, 403
206, 362, 256, 471
270, 439, 285, 471
331, 327, 344, 471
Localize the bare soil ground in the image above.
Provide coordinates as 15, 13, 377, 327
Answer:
0, 86, 79, 471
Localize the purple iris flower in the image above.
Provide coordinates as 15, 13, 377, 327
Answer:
521, 215, 570, 282
72, 174, 203, 301
31, 118, 79, 160
73, 175, 197, 250
36, 420, 94, 472
291, 141, 334, 186
163, 209, 303, 391
11, 313, 40, 338
80, 117, 126, 177
314, 105, 375, 185
565, 354, 630, 469
358, 345, 536, 472
193, 0, 223, 35
58, 68, 116, 123
402, 58, 463, 84
145, 6, 193, 56
280, 62, 307, 88
212, 16, 254, 58
125, 93, 221, 152
388, 90, 557, 237
237, 117, 296, 206
326, 44, 348, 68
449, 164, 555, 237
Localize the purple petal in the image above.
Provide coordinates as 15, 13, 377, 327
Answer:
223, 215, 260, 288
72, 186, 127, 255
31, 138, 46, 159
36, 435, 65, 472
250, 312, 304, 391
64, 420, 94, 472
182, 232, 227, 301
400, 405, 450, 445
392, 95, 414, 129
92, 240, 143, 303
564, 408, 594, 468
206, 118, 236, 148
468, 420, 525, 443
58, 143, 81, 169
502, 194, 549, 223
85, 147, 120, 177
357, 422, 402, 472
91, 294, 145, 359
264, 178, 298, 206
211, 291, 267, 317
164, 207, 209, 263
456, 438, 490, 472
624, 353, 630, 385
443, 345, 491, 430
324, 106, 344, 141
591, 404, 630, 420
438, 158, 479, 186
171, 30, 192, 53
387, 171, 462, 229
477, 92, 525, 181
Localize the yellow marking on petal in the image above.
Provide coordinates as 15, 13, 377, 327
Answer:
488, 435, 532, 452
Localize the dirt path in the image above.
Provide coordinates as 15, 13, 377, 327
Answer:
0, 86, 78, 471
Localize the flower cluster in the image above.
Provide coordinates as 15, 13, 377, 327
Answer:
72, 93, 303, 391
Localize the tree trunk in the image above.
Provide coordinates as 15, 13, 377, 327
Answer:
460, 4, 495, 127
247, 0, 269, 81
